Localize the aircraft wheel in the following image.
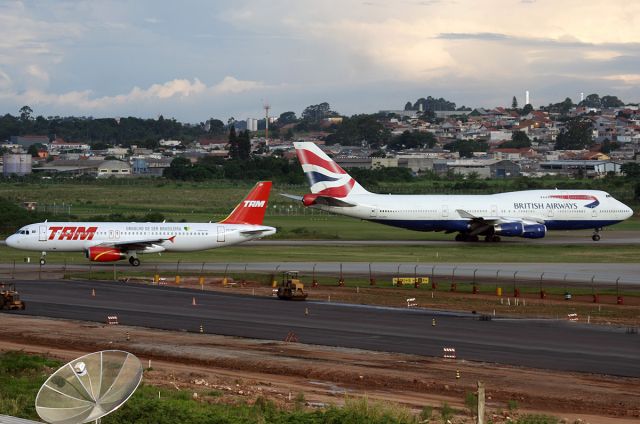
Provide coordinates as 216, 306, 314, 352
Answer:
492, 235, 501, 242
455, 234, 464, 242
129, 257, 141, 267
484, 236, 492, 242
39, 258, 46, 266
470, 235, 479, 242
592, 234, 601, 242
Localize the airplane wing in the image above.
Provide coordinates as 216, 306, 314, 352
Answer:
280, 193, 357, 207
97, 236, 175, 250
456, 209, 544, 236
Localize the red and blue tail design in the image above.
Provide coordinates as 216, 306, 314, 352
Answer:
550, 194, 600, 209
294, 142, 368, 198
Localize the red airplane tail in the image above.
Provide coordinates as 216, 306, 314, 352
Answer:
219, 181, 272, 225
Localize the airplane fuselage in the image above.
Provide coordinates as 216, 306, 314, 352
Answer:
7, 221, 275, 253
312, 189, 632, 233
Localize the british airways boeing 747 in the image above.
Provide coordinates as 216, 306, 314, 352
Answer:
285, 142, 633, 242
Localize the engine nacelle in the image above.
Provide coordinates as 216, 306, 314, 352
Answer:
494, 222, 524, 237
302, 194, 319, 206
522, 223, 547, 239
85, 246, 126, 262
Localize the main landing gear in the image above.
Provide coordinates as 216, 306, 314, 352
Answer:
128, 256, 141, 267
455, 233, 500, 242
592, 228, 601, 242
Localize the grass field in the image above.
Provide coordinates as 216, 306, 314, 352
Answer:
1, 181, 637, 233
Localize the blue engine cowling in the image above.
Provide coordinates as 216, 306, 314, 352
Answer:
522, 223, 546, 239
494, 222, 524, 237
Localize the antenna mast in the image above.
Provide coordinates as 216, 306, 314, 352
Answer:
264, 101, 270, 145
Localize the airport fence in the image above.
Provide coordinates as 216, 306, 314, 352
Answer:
2, 260, 639, 306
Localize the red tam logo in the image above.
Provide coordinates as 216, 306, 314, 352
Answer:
48, 226, 98, 241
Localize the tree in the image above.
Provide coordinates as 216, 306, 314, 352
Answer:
301, 102, 334, 122
387, 130, 437, 151
19, 105, 33, 121
601, 95, 624, 108
554, 118, 593, 150
237, 130, 251, 160
511, 96, 518, 109
208, 119, 225, 135
278, 111, 297, 125
27, 143, 43, 157
600, 140, 620, 154
324, 114, 390, 148
521, 104, 533, 115
621, 162, 640, 179
404, 101, 413, 111
500, 131, 531, 148
227, 125, 239, 159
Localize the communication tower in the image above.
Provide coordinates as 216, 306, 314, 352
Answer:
264, 101, 270, 145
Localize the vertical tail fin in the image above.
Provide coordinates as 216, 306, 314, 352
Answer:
293, 142, 369, 198
220, 181, 272, 225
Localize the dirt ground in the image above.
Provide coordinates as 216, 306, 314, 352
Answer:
2, 313, 639, 423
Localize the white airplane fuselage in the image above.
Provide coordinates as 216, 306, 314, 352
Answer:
7, 221, 275, 253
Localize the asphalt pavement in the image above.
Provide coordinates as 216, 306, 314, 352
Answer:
8, 279, 640, 377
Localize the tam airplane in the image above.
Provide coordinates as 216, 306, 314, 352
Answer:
6, 181, 276, 265
286, 142, 633, 242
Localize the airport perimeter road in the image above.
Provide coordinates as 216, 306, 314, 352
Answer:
11, 279, 640, 377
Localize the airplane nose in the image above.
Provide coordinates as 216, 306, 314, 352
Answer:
5, 235, 17, 248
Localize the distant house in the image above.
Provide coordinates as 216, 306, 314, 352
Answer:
10, 135, 49, 149
96, 160, 132, 177
446, 159, 521, 178
539, 160, 621, 177
49, 138, 90, 152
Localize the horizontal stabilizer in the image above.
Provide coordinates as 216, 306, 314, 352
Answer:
280, 193, 303, 201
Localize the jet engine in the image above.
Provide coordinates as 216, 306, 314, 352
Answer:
85, 246, 126, 262
302, 194, 319, 206
493, 222, 524, 237
522, 223, 547, 239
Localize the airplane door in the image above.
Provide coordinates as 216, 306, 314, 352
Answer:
491, 205, 498, 216
370, 208, 377, 218
547, 207, 554, 218
592, 207, 598, 218
217, 227, 225, 242
441, 205, 449, 218
39, 226, 47, 241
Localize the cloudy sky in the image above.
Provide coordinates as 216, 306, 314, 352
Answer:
0, 0, 638, 122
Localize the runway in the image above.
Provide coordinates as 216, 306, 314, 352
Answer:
9, 279, 640, 377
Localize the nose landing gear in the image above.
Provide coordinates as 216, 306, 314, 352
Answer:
39, 252, 46, 266
592, 228, 601, 242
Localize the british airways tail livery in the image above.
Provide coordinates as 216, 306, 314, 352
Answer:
288, 142, 633, 242
6, 181, 276, 266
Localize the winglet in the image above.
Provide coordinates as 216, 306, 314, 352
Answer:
220, 181, 272, 225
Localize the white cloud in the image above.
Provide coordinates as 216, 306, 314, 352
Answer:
212, 76, 265, 93
0, 76, 266, 114
26, 65, 49, 83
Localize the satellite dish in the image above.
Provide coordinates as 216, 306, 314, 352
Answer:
35, 350, 143, 424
